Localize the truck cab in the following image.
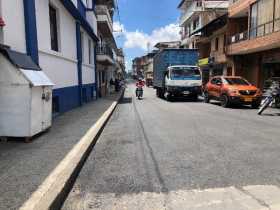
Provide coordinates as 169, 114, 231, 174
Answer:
164, 65, 202, 100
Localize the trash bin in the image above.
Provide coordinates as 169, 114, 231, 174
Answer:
0, 45, 54, 139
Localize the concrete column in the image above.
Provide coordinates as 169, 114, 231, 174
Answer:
23, 0, 39, 64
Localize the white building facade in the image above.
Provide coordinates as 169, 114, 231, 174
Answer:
178, 0, 229, 49
95, 0, 118, 97
0, 0, 99, 114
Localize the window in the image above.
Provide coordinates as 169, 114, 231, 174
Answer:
196, 1, 202, 7
49, 5, 59, 51
193, 18, 199, 31
215, 38, 219, 51
187, 24, 191, 37
275, 0, 280, 31
258, 0, 273, 35
88, 39, 92, 64
102, 71, 105, 83
250, 3, 257, 38
184, 25, 188, 37
250, 0, 275, 38
224, 78, 250, 85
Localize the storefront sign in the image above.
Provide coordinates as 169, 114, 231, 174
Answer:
198, 58, 209, 66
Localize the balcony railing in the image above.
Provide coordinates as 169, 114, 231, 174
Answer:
228, 30, 248, 44
95, 5, 113, 32
96, 43, 113, 59
95, 5, 113, 23
180, 3, 202, 25
249, 19, 280, 39
229, 18, 280, 44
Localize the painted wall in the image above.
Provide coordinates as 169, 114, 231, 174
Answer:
1, 0, 26, 53
36, 0, 96, 88
36, 0, 79, 90
0, 0, 98, 114
81, 29, 96, 85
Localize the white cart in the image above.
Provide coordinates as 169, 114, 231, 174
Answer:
0, 46, 54, 140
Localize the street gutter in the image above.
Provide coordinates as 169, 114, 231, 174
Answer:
19, 89, 125, 210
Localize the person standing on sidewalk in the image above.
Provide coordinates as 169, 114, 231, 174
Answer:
109, 78, 115, 94
115, 79, 120, 92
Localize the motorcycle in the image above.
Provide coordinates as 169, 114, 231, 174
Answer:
136, 87, 143, 100
258, 84, 280, 115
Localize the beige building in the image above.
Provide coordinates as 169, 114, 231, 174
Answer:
178, 0, 229, 49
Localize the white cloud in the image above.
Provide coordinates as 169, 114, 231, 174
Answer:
113, 22, 125, 36
113, 22, 180, 51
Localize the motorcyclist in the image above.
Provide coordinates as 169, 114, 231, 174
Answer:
136, 78, 145, 88
136, 78, 145, 98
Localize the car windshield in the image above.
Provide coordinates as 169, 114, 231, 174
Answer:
224, 78, 250, 85
170, 67, 200, 78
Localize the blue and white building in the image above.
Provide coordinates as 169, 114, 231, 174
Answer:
0, 0, 99, 114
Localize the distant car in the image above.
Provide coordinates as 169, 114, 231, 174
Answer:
204, 76, 262, 108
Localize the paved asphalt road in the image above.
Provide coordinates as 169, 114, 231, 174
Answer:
0, 94, 121, 210
63, 84, 280, 210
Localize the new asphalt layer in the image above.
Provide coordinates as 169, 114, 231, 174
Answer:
63, 84, 280, 210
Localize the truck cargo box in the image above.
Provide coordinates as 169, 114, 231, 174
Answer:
153, 49, 198, 88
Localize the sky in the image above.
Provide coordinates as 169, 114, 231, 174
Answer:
113, 0, 182, 71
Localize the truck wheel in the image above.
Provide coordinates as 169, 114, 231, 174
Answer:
165, 91, 172, 101
220, 95, 230, 108
156, 89, 161, 97
159, 89, 164, 98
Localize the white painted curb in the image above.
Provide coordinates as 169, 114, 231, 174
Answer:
20, 90, 124, 210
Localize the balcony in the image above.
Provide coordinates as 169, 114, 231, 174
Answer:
228, 31, 248, 44
95, 5, 113, 35
227, 28, 280, 55
180, 3, 202, 26
229, 0, 256, 18
96, 43, 115, 65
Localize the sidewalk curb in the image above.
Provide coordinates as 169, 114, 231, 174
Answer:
20, 89, 125, 210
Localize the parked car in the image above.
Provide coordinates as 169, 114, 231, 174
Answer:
204, 76, 262, 108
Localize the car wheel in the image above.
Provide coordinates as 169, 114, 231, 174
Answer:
221, 95, 230, 108
204, 92, 210, 103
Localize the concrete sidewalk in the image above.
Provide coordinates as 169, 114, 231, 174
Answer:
0, 92, 122, 210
